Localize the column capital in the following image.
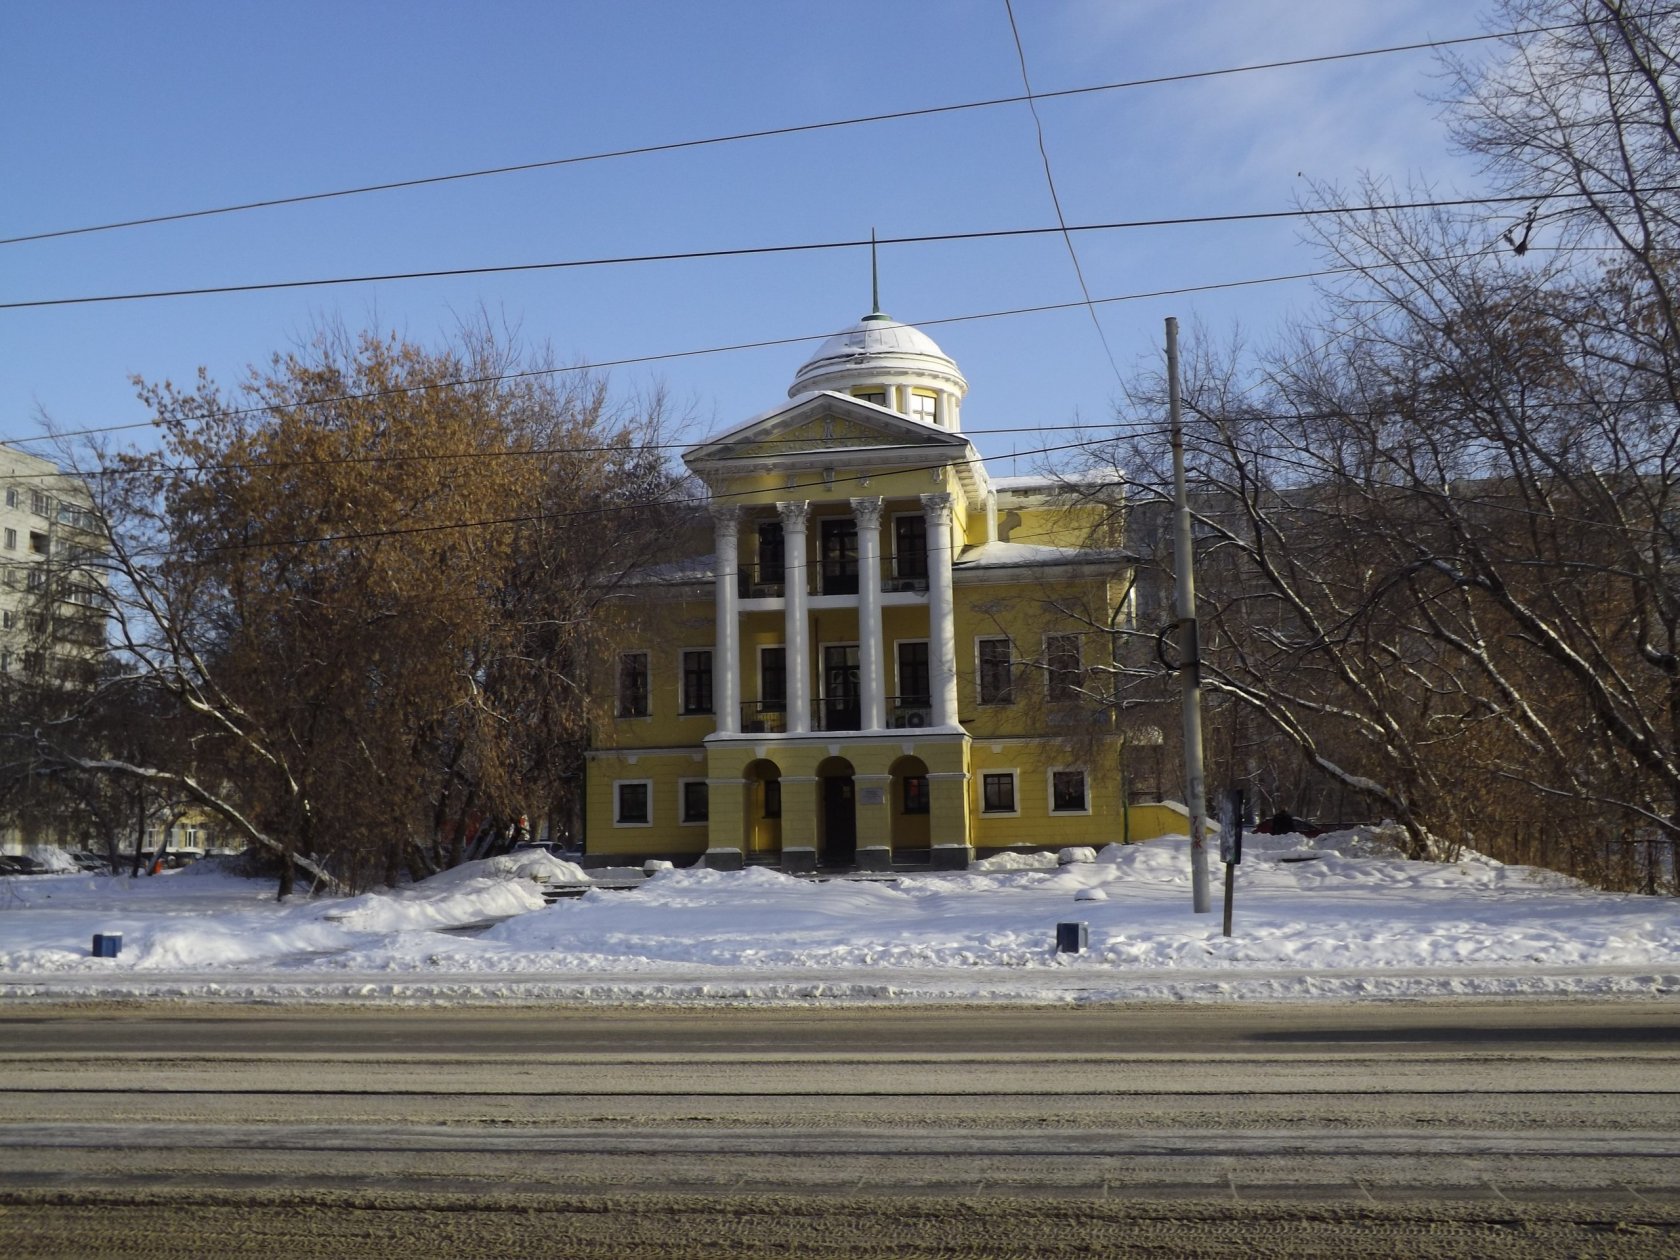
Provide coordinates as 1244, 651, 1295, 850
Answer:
920, 492, 954, 526
709, 503, 739, 533
849, 496, 884, 529
777, 499, 810, 528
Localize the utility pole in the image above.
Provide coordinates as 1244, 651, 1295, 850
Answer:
1166, 317, 1212, 913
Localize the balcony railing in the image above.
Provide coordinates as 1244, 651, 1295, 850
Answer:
882, 556, 928, 593
728, 557, 930, 599
739, 700, 787, 734
813, 696, 862, 732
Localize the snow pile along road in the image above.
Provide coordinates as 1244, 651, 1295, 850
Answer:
1, 833, 1676, 1005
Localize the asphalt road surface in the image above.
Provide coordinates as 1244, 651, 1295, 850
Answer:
2, 1000, 1678, 1257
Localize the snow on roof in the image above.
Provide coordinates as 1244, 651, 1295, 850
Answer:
954, 540, 1128, 569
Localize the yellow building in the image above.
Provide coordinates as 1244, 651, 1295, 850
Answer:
584, 307, 1172, 870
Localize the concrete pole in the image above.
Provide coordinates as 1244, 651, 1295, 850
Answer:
1167, 317, 1212, 914
711, 506, 740, 735
921, 492, 960, 728
852, 496, 885, 730
778, 500, 811, 734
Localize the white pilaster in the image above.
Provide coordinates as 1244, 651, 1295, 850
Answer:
778, 500, 811, 734
711, 506, 740, 735
852, 496, 885, 730
922, 492, 960, 727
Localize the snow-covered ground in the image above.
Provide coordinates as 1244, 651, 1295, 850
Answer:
2, 834, 1677, 1005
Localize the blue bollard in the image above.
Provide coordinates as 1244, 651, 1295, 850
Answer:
91, 933, 122, 958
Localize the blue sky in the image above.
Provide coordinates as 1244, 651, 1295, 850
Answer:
2, 1, 1495, 473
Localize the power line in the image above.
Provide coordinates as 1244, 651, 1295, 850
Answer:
0, 257, 1427, 450
1002, 0, 1124, 385
0, 22, 1578, 249
1, 188, 1642, 312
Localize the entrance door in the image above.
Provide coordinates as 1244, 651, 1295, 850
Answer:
822, 776, 857, 864
822, 644, 861, 731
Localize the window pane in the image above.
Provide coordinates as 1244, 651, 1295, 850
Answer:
763, 779, 782, 819
618, 783, 649, 824
897, 641, 930, 706
617, 653, 649, 717
1052, 771, 1087, 812
1046, 634, 1081, 702
903, 775, 929, 815
978, 639, 1013, 704
760, 647, 786, 710
682, 649, 714, 714
682, 781, 709, 823
894, 515, 927, 579
982, 773, 1015, 813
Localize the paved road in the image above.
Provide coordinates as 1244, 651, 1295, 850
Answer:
3, 1001, 1678, 1257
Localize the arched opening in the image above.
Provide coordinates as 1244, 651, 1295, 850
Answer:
888, 755, 931, 853
742, 759, 782, 854
815, 755, 856, 865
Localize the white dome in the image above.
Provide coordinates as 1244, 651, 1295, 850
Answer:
788, 312, 968, 402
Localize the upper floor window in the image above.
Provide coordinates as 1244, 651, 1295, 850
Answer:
681, 648, 714, 715
617, 651, 649, 717
759, 646, 786, 711
977, 637, 1014, 705
1046, 634, 1082, 703
854, 389, 887, 407
4, 488, 16, 509
893, 514, 927, 580
28, 531, 48, 557
3, 527, 14, 550
30, 490, 50, 517
910, 391, 937, 424
756, 521, 784, 581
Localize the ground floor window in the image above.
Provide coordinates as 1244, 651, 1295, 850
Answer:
680, 779, 709, 824
902, 775, 930, 815
981, 771, 1018, 815
614, 780, 652, 825
763, 779, 782, 819
1050, 769, 1089, 814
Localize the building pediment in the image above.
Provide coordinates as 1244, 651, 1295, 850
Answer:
684, 391, 970, 475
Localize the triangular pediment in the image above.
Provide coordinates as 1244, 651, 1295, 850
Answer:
684, 391, 969, 471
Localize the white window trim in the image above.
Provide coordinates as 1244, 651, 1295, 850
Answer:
975, 635, 1015, 706
1043, 631, 1083, 702
613, 778, 654, 827
677, 778, 710, 826
979, 768, 1021, 817
677, 645, 716, 717
617, 648, 652, 719
1047, 767, 1092, 816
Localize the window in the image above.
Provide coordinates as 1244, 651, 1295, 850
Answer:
763, 779, 782, 819
896, 640, 930, 707
1, 610, 11, 629
614, 780, 651, 826
1046, 634, 1082, 703
3, 528, 14, 549
759, 646, 786, 711
679, 780, 709, 825
854, 389, 887, 406
4, 488, 15, 508
981, 772, 1018, 815
893, 514, 927, 580
910, 391, 937, 424
30, 490, 50, 517
902, 775, 930, 815
977, 637, 1014, 704
756, 521, 784, 584
0, 650, 9, 673
1051, 769, 1089, 814
25, 568, 45, 592
617, 651, 650, 717
28, 531, 48, 557
681, 649, 714, 715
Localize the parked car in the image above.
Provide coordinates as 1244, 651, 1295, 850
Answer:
0, 855, 47, 875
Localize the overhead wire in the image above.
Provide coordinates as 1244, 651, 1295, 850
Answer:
2, 187, 1656, 312
0, 19, 1603, 249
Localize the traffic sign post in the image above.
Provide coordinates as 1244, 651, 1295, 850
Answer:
1220, 788, 1244, 937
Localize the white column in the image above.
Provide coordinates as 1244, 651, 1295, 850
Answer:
852, 496, 885, 730
922, 492, 960, 727
711, 506, 740, 735
778, 500, 811, 734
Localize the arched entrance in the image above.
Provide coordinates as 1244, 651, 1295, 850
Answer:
815, 755, 856, 865
742, 759, 782, 854
888, 755, 931, 853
